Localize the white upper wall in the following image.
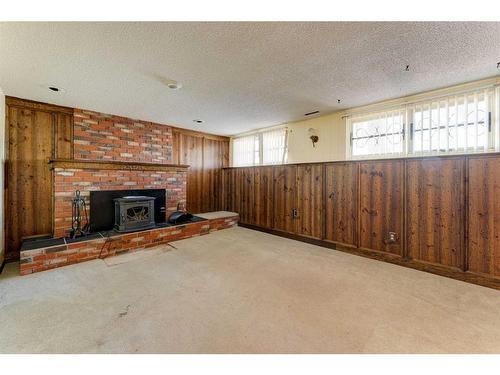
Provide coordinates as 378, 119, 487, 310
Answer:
286, 112, 346, 163
236, 75, 500, 165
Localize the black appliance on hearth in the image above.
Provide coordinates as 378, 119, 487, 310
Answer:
113, 196, 156, 232
89, 189, 166, 232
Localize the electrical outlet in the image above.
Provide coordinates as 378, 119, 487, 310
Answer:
388, 232, 397, 243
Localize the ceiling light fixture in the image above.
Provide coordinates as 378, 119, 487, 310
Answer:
193, 119, 203, 124
405, 65, 410, 71
497, 62, 500, 69
337, 99, 341, 104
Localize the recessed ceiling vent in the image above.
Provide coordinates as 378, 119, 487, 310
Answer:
48, 86, 65, 92
304, 110, 320, 116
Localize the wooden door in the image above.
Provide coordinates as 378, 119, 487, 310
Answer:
273, 165, 296, 233
254, 166, 274, 228
406, 157, 465, 268
239, 167, 255, 224
359, 160, 404, 255
296, 164, 323, 239
179, 133, 203, 213
325, 163, 358, 247
468, 155, 500, 278
6, 106, 54, 260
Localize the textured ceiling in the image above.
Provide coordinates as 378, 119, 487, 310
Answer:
1, 22, 499, 135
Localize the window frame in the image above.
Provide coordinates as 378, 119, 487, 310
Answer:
232, 127, 288, 167
347, 108, 408, 160
347, 86, 498, 160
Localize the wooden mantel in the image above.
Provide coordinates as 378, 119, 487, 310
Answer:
49, 159, 190, 172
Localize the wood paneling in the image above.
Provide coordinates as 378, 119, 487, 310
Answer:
6, 106, 54, 260
54, 113, 73, 159
406, 158, 465, 268
202, 138, 223, 212
359, 160, 403, 255
273, 165, 296, 233
173, 129, 229, 213
223, 153, 500, 289
223, 168, 239, 214
468, 155, 500, 278
325, 163, 358, 247
239, 168, 255, 224
296, 164, 323, 239
254, 166, 274, 228
178, 133, 204, 213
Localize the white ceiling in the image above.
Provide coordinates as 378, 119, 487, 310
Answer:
1, 22, 499, 135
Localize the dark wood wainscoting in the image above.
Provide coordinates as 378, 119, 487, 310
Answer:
223, 154, 500, 290
359, 160, 404, 255
324, 163, 358, 247
467, 155, 500, 279
406, 157, 465, 269
273, 165, 296, 233
295, 164, 323, 239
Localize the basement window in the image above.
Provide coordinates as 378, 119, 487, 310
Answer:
232, 128, 287, 166
349, 109, 406, 158
348, 87, 498, 158
408, 89, 494, 154
232, 134, 260, 167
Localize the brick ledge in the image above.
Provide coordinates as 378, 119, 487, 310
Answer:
20, 213, 239, 275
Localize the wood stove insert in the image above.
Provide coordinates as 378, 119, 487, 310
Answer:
114, 196, 156, 232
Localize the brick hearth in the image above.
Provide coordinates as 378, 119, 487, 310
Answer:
20, 213, 239, 275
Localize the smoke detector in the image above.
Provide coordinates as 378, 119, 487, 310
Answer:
165, 80, 182, 90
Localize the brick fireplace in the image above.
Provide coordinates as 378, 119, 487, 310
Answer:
47, 108, 190, 238
52, 160, 188, 238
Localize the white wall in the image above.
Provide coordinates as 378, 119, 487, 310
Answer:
286, 112, 346, 163
232, 76, 500, 166
0, 88, 5, 266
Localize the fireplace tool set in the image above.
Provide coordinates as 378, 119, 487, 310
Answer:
70, 190, 90, 238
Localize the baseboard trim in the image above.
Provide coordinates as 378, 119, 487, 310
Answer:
238, 223, 500, 291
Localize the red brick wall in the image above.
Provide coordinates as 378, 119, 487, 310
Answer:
73, 109, 173, 163
53, 167, 187, 237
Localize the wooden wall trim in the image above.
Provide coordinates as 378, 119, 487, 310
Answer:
171, 126, 229, 142
49, 158, 189, 172
222, 151, 500, 169
6, 96, 73, 115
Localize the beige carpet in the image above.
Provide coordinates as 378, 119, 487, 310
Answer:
1, 226, 499, 353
